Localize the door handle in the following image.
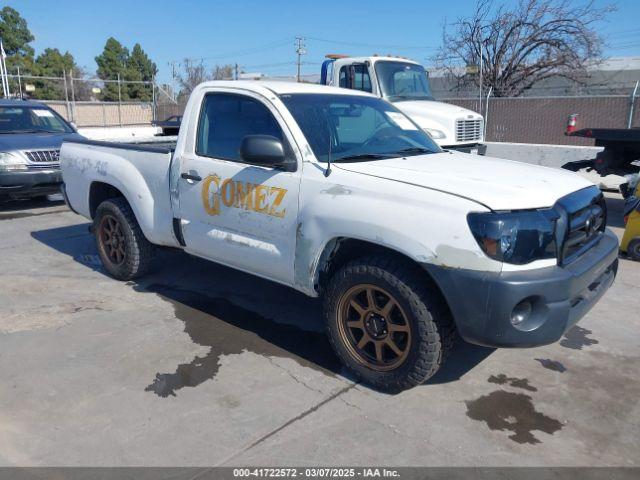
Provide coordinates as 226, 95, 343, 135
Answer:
181, 172, 202, 182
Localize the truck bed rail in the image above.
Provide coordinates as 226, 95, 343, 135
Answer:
64, 138, 176, 154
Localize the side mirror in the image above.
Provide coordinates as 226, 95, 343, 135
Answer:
240, 135, 290, 169
70, 121, 78, 131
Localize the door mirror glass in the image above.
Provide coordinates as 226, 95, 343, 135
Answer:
240, 135, 286, 167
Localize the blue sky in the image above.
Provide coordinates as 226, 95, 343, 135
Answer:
9, 0, 640, 84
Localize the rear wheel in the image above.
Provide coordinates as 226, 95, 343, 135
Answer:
324, 255, 455, 392
627, 238, 640, 261
94, 197, 155, 280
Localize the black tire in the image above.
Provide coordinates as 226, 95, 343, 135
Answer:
94, 197, 156, 280
627, 238, 640, 261
323, 255, 455, 392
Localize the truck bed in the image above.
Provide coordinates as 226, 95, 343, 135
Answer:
60, 137, 179, 249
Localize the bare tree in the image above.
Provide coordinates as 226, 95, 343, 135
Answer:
212, 64, 234, 80
174, 58, 209, 98
174, 60, 237, 98
434, 0, 614, 97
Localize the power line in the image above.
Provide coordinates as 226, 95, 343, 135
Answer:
242, 61, 296, 69
169, 37, 293, 64
306, 36, 438, 51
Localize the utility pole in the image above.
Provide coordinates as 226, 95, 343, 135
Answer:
168, 60, 178, 101
234, 63, 239, 80
295, 36, 306, 83
479, 40, 483, 115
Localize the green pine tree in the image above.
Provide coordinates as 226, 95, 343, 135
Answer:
0, 6, 35, 72
95, 37, 130, 101
32, 48, 77, 100
126, 43, 157, 101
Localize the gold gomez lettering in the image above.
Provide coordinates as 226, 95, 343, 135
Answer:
201, 175, 287, 218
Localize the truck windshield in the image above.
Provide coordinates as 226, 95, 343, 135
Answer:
280, 93, 440, 163
374, 61, 435, 101
0, 106, 73, 134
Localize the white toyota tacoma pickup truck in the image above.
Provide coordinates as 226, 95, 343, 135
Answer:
61, 81, 618, 392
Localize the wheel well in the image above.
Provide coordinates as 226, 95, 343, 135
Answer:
89, 182, 125, 218
316, 238, 444, 298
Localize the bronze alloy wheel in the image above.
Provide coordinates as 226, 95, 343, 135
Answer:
98, 214, 127, 267
337, 284, 412, 371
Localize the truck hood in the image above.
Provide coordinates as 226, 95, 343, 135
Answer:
0, 132, 83, 152
334, 151, 593, 210
392, 100, 482, 126
390, 99, 483, 146
393, 100, 482, 129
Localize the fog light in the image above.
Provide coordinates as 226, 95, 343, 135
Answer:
511, 300, 532, 326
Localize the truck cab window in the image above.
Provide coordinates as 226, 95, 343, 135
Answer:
352, 64, 372, 93
374, 61, 434, 100
196, 93, 285, 162
338, 65, 372, 93
339, 67, 348, 88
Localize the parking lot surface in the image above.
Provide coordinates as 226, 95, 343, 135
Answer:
0, 194, 638, 466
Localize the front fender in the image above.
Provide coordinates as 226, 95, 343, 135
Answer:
293, 168, 500, 295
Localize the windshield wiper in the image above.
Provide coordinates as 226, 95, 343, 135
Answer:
334, 153, 394, 162
395, 147, 435, 156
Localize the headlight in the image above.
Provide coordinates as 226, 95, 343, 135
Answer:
423, 128, 446, 139
467, 210, 558, 264
0, 152, 27, 172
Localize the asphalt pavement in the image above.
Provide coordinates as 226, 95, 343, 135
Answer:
0, 193, 638, 466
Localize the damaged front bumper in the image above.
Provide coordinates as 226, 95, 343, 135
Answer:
422, 229, 619, 348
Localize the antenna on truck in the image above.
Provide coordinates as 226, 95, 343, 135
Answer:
325, 132, 333, 177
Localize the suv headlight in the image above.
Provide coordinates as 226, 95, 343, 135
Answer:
467, 210, 558, 264
423, 128, 446, 139
0, 152, 28, 172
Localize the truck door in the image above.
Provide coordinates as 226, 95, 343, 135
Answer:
176, 91, 301, 285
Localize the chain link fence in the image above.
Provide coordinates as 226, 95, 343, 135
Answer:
155, 83, 183, 122
443, 90, 639, 146
5, 70, 639, 145
5, 72, 156, 127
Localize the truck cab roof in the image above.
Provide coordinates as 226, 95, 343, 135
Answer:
194, 80, 376, 97
331, 56, 421, 66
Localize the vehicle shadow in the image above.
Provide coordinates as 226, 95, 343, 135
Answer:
0, 195, 64, 213
32, 223, 493, 394
426, 340, 494, 385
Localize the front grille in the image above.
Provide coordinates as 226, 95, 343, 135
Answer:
24, 149, 60, 163
455, 119, 483, 142
27, 163, 60, 170
558, 187, 606, 264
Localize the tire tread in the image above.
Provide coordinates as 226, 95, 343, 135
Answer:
324, 254, 455, 392
94, 197, 155, 280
